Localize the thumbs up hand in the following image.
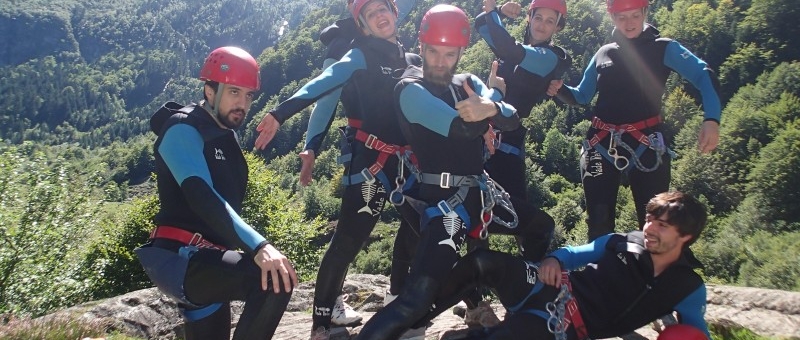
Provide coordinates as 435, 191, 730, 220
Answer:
456, 81, 498, 122
487, 60, 506, 96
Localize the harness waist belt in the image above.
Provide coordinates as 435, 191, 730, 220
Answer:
150, 226, 227, 251
418, 172, 481, 189
588, 115, 662, 148
562, 272, 588, 340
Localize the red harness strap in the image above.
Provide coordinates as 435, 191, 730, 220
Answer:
562, 271, 589, 340
347, 118, 362, 129
354, 129, 417, 175
588, 115, 662, 148
150, 226, 227, 251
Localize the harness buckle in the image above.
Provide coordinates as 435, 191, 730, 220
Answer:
364, 134, 378, 149
189, 232, 203, 246
437, 200, 455, 217
439, 172, 451, 189
360, 168, 376, 184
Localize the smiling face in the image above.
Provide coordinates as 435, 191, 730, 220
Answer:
642, 212, 692, 256
205, 84, 256, 129
360, 0, 397, 41
528, 8, 560, 45
611, 8, 646, 39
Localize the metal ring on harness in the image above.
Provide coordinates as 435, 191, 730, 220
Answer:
608, 133, 630, 171
390, 151, 407, 206
546, 284, 572, 340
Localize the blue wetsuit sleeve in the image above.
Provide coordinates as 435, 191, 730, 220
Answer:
674, 284, 711, 339
395, 0, 417, 23
270, 48, 367, 124
548, 234, 612, 270
468, 74, 518, 131
304, 57, 342, 154
663, 41, 722, 123
475, 11, 558, 77
398, 82, 488, 139
159, 124, 267, 253
558, 54, 598, 106
470, 74, 515, 117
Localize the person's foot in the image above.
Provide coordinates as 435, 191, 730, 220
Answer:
331, 294, 363, 326
309, 326, 330, 340
464, 301, 501, 328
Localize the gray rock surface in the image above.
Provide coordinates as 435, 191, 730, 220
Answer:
46, 274, 800, 339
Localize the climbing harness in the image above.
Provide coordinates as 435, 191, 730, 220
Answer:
585, 116, 673, 173
337, 118, 420, 197
546, 271, 589, 340
418, 171, 517, 240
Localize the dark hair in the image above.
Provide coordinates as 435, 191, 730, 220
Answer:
203, 80, 219, 102
645, 191, 707, 248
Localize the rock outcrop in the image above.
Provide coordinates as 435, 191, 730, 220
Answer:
44, 274, 800, 339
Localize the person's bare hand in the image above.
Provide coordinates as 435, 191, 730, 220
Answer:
487, 60, 506, 96
456, 81, 497, 122
483, 0, 497, 13
538, 257, 563, 287
500, 2, 522, 19
254, 113, 280, 150
298, 149, 316, 186
698, 120, 720, 154
546, 79, 563, 97
254, 244, 298, 293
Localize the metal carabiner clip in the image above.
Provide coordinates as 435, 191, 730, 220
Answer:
608, 135, 629, 171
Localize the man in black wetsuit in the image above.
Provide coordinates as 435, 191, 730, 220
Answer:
355, 5, 523, 339
136, 46, 297, 340
253, 0, 423, 338
413, 191, 711, 340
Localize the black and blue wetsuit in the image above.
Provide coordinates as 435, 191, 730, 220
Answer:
137, 102, 291, 340
308, 1, 421, 299
354, 67, 520, 339
557, 25, 721, 240
475, 9, 571, 200
414, 231, 710, 340
305, 0, 418, 154
268, 34, 422, 330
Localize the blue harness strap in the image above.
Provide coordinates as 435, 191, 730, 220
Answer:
497, 142, 525, 159
420, 185, 473, 230
181, 302, 224, 322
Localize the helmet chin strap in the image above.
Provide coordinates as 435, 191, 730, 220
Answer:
203, 83, 229, 129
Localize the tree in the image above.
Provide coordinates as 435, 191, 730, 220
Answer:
744, 120, 800, 229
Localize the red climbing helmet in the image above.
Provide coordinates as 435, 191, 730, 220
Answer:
606, 0, 649, 13
657, 324, 708, 340
199, 46, 260, 90
418, 4, 471, 47
529, 0, 567, 18
350, 0, 398, 27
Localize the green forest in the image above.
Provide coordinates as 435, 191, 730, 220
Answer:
1, 0, 799, 330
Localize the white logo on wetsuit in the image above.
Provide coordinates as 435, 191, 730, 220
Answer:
380, 66, 393, 75
214, 148, 226, 160
314, 306, 331, 316
617, 252, 627, 264
524, 261, 539, 285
